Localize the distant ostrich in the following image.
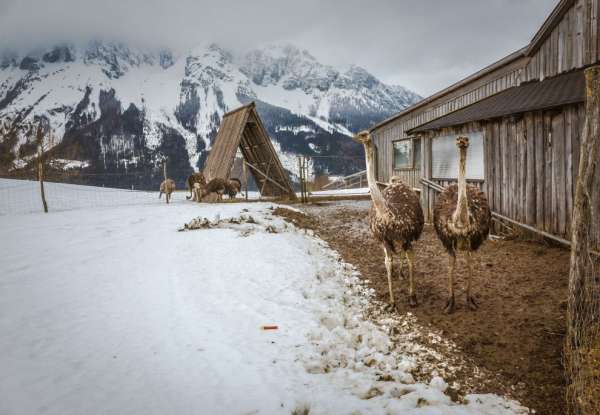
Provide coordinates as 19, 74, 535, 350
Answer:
225, 178, 242, 199
355, 131, 424, 308
192, 182, 203, 202
433, 136, 491, 314
201, 178, 227, 202
186, 172, 207, 200
159, 179, 176, 204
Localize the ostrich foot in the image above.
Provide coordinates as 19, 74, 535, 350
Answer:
444, 296, 455, 314
408, 294, 418, 307
467, 295, 479, 311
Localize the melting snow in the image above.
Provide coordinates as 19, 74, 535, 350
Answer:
0, 181, 529, 414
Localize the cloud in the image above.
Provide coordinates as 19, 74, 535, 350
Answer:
0, 0, 557, 95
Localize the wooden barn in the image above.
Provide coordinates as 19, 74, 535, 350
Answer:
370, 0, 600, 249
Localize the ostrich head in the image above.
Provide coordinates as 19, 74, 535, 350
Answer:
354, 130, 372, 146
456, 136, 470, 149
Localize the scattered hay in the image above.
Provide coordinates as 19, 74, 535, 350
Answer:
178, 214, 257, 232
290, 403, 310, 415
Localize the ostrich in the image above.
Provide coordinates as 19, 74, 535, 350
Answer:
201, 178, 227, 202
433, 136, 491, 314
354, 131, 424, 308
159, 179, 176, 204
225, 178, 242, 199
186, 172, 207, 200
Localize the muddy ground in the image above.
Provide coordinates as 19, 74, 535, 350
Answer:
275, 200, 570, 415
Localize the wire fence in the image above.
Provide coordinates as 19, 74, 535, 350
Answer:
0, 178, 163, 216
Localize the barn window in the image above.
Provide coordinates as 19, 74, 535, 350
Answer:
393, 138, 421, 170
431, 132, 484, 180
392, 139, 412, 169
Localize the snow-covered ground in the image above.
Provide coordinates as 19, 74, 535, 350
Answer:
0, 182, 529, 414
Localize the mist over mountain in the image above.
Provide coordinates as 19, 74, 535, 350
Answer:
0, 41, 421, 187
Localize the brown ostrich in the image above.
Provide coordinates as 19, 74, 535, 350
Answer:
433, 136, 491, 314
159, 179, 176, 204
201, 178, 227, 202
355, 131, 424, 308
186, 172, 207, 200
224, 178, 242, 199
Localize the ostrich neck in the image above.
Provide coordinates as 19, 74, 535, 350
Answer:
364, 143, 385, 214
453, 147, 469, 227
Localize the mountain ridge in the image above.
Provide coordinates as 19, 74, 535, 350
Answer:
0, 41, 421, 188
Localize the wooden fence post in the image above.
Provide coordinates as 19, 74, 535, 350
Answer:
38, 153, 48, 213
565, 65, 600, 415
36, 125, 48, 213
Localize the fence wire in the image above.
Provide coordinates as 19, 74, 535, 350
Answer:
0, 178, 162, 215
566, 251, 600, 415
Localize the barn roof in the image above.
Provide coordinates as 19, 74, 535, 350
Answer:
203, 102, 296, 199
408, 69, 585, 134
368, 47, 527, 132
369, 0, 576, 134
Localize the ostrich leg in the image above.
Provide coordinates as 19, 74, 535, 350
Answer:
466, 251, 478, 310
444, 253, 456, 314
383, 244, 395, 307
406, 248, 417, 306
397, 254, 405, 278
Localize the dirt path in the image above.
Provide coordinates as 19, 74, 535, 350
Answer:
276, 200, 569, 415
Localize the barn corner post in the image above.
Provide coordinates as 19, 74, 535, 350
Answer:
566, 65, 600, 415
36, 123, 48, 214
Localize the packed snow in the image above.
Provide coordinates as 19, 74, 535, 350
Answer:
0, 182, 529, 414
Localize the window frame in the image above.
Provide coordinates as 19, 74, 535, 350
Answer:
431, 132, 485, 181
392, 137, 420, 171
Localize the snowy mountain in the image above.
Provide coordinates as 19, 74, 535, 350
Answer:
0, 41, 421, 188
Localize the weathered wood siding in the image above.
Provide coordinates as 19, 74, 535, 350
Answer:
372, 58, 527, 182
525, 0, 600, 81
419, 104, 600, 250
372, 0, 600, 248
388, 169, 422, 189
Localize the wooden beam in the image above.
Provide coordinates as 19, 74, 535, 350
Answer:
260, 159, 273, 196
244, 161, 291, 195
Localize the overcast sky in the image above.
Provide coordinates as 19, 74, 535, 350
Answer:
0, 0, 557, 96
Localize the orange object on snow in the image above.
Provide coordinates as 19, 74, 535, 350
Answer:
261, 325, 278, 330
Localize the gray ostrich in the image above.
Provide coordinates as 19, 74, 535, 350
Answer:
355, 131, 424, 308
433, 136, 491, 314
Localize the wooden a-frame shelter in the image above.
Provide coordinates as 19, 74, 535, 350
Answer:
203, 102, 297, 199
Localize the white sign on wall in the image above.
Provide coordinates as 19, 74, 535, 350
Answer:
431, 132, 484, 180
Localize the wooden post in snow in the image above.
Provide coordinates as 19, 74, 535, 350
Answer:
36, 124, 48, 213
565, 65, 600, 415
243, 160, 248, 201
163, 158, 168, 181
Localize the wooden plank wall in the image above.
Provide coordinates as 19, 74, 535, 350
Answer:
421, 104, 600, 250
525, 0, 600, 81
372, 61, 527, 182
390, 169, 422, 189
203, 107, 249, 181
374, 0, 600, 184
